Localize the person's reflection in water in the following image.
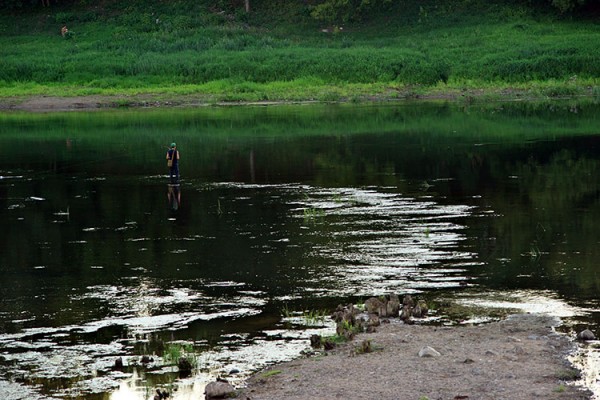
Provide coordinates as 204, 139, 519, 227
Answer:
167, 184, 181, 211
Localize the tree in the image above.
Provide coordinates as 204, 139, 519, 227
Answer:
1, 0, 36, 11
549, 0, 588, 12
310, 0, 393, 25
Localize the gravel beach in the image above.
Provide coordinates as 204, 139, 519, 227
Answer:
237, 314, 592, 400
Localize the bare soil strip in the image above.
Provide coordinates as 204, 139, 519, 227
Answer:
237, 314, 591, 400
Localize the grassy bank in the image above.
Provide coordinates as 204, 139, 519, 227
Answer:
1, 0, 599, 104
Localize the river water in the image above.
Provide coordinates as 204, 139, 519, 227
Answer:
1, 101, 599, 399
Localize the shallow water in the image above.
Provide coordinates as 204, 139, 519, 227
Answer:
1, 101, 600, 399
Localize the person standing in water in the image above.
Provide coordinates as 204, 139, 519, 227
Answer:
166, 143, 180, 184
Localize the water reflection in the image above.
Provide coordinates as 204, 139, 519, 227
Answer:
1, 102, 600, 399
0, 181, 477, 399
167, 185, 181, 212
455, 289, 585, 319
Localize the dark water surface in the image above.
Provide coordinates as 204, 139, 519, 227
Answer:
1, 101, 600, 399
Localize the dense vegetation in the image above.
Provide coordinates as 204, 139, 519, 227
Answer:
1, 0, 599, 103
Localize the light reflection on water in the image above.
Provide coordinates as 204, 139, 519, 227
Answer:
454, 289, 600, 398
1, 181, 598, 399
0, 182, 483, 399
106, 324, 337, 400
455, 289, 587, 318
573, 347, 600, 400
2, 103, 600, 399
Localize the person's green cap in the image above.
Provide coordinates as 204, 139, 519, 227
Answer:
170, 142, 176, 148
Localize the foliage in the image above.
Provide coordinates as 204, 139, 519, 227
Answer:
593, 86, 600, 104
354, 339, 375, 354
310, 0, 393, 25
0, 0, 595, 15
554, 384, 566, 393
163, 343, 197, 369
281, 305, 329, 325
303, 207, 326, 220
555, 367, 582, 380
281, 303, 293, 318
549, 0, 586, 12
0, 0, 598, 101
321, 333, 349, 345
261, 369, 283, 378
303, 309, 329, 324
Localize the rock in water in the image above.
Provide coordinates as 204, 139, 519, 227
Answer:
178, 357, 193, 377
113, 357, 124, 370
577, 329, 596, 341
205, 381, 235, 399
140, 355, 153, 364
323, 339, 336, 350
153, 389, 170, 400
310, 334, 322, 348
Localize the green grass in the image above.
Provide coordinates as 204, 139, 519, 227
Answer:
321, 333, 350, 345
163, 343, 198, 368
0, 0, 599, 102
303, 207, 326, 221
354, 339, 378, 354
303, 309, 329, 325
593, 86, 600, 103
338, 319, 363, 336
555, 367, 581, 380
281, 303, 293, 318
281, 305, 329, 325
260, 369, 283, 378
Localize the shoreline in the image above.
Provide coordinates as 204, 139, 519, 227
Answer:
236, 313, 592, 400
0, 86, 596, 113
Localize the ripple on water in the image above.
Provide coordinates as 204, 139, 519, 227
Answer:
0, 184, 482, 399
293, 187, 477, 296
455, 289, 585, 318
0, 380, 46, 400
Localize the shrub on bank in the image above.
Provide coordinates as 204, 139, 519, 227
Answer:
0, 0, 599, 95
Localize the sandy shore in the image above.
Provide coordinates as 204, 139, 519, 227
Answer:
236, 314, 592, 400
